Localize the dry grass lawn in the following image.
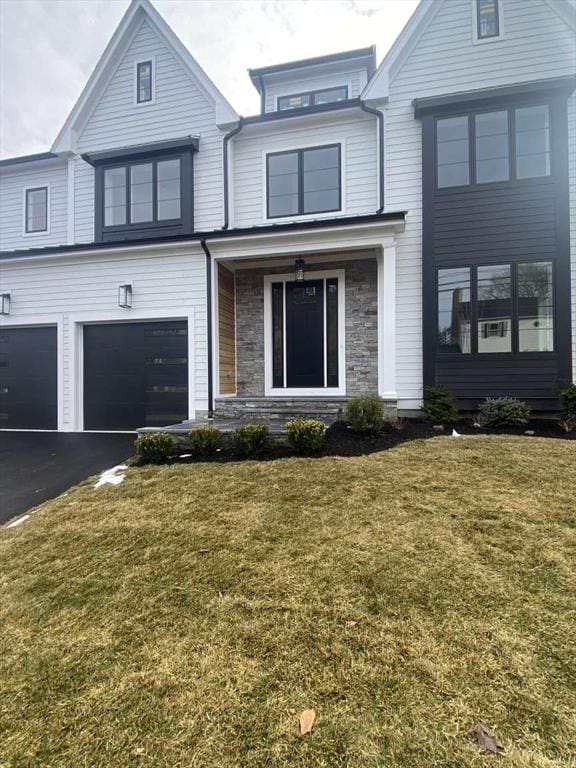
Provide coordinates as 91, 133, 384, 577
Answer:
1, 435, 575, 768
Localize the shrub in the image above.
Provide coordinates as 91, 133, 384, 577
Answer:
558, 416, 576, 434
479, 397, 531, 428
134, 432, 176, 464
188, 425, 222, 457
422, 385, 459, 425
233, 423, 270, 458
559, 384, 576, 420
285, 418, 327, 455
345, 394, 385, 433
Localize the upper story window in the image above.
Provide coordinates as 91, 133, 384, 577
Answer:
436, 104, 550, 188
24, 186, 48, 234
136, 59, 154, 104
266, 144, 341, 219
437, 261, 554, 354
476, 0, 500, 40
104, 157, 181, 228
277, 86, 348, 111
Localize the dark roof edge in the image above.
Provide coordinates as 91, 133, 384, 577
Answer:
0, 152, 60, 169
242, 98, 364, 125
82, 136, 200, 166
413, 74, 576, 117
0, 211, 406, 260
249, 46, 376, 88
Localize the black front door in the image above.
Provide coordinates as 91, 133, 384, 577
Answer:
83, 320, 188, 430
285, 280, 324, 388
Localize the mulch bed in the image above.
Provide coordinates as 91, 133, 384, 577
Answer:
170, 418, 574, 464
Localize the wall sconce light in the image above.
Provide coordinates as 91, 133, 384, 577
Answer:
118, 284, 132, 308
294, 258, 305, 282
0, 292, 10, 315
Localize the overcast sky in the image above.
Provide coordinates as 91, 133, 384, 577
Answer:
0, 0, 419, 159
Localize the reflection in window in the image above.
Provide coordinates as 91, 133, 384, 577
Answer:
25, 187, 48, 233
104, 167, 127, 226
303, 145, 340, 214
130, 163, 153, 223
477, 265, 511, 352
437, 116, 469, 188
437, 267, 471, 353
157, 158, 181, 220
476, 111, 509, 183
137, 60, 153, 103
518, 262, 554, 351
515, 105, 550, 179
267, 145, 340, 218
277, 86, 347, 111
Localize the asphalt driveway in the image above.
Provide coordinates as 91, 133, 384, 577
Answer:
0, 432, 136, 524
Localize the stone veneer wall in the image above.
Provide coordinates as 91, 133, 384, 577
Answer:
234, 256, 379, 396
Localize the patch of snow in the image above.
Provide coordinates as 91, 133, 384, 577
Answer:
94, 464, 128, 489
451, 429, 461, 437
6, 515, 30, 528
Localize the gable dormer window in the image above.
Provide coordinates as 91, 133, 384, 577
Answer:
136, 59, 154, 104
475, 0, 501, 40
277, 86, 348, 112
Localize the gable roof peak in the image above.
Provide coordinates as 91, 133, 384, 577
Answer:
51, 0, 238, 153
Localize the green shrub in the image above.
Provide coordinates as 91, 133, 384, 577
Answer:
479, 397, 531, 427
188, 425, 222, 457
422, 385, 459, 425
134, 432, 176, 464
233, 423, 270, 458
285, 418, 327, 455
559, 384, 576, 419
345, 394, 385, 433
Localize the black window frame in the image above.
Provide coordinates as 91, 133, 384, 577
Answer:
435, 259, 556, 357
266, 143, 342, 220
434, 102, 551, 190
277, 86, 348, 112
476, 0, 500, 40
136, 59, 153, 104
24, 186, 48, 234
93, 148, 194, 243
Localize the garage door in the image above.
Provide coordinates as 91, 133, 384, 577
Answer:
0, 326, 58, 429
83, 320, 188, 431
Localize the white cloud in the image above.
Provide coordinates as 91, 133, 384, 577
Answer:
0, 0, 418, 158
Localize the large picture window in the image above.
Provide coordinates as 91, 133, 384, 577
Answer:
266, 144, 341, 219
103, 156, 182, 229
436, 104, 550, 188
437, 261, 554, 354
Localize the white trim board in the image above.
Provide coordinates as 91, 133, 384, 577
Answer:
263, 269, 346, 397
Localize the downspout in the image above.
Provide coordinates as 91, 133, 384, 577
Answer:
201, 238, 214, 419
222, 117, 244, 230
360, 102, 385, 213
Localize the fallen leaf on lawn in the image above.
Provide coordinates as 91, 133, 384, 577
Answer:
299, 709, 316, 736
474, 722, 505, 755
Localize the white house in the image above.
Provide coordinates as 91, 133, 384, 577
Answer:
0, 0, 574, 431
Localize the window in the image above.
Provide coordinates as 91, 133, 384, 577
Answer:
476, 0, 500, 39
277, 86, 348, 111
437, 116, 469, 188
267, 144, 341, 218
515, 105, 550, 179
103, 157, 182, 229
437, 268, 471, 353
137, 60, 153, 103
25, 187, 48, 233
475, 110, 509, 183
437, 261, 554, 354
517, 262, 554, 352
436, 104, 550, 188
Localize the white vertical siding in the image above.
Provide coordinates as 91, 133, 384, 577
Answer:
386, 0, 576, 406
232, 111, 378, 227
264, 67, 366, 113
76, 18, 225, 232
0, 161, 68, 251
0, 247, 209, 427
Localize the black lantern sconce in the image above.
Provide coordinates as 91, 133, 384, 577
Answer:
118, 284, 132, 308
0, 292, 10, 316
294, 258, 305, 282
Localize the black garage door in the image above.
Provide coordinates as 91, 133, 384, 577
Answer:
83, 320, 188, 431
0, 326, 58, 429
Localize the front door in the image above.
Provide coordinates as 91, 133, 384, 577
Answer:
285, 280, 324, 388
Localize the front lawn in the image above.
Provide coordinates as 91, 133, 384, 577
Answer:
1, 436, 575, 767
